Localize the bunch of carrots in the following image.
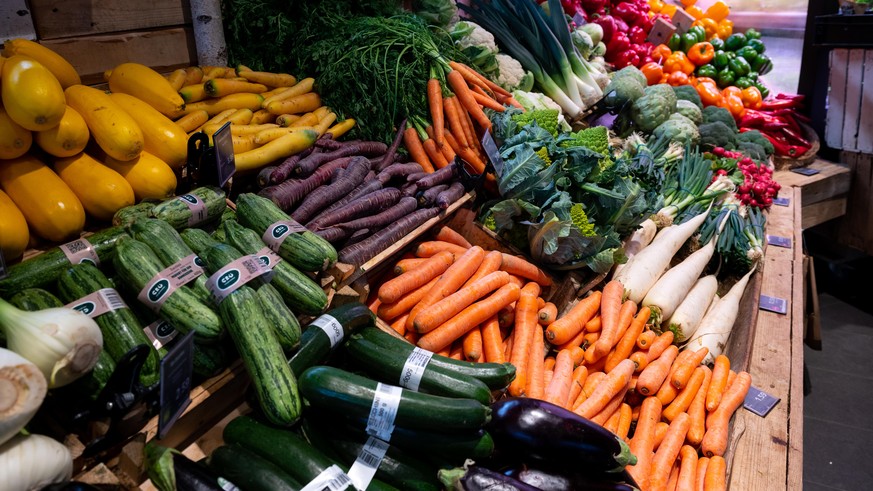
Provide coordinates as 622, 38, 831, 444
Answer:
368, 226, 751, 491
402, 62, 522, 177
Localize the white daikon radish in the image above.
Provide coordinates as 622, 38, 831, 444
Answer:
0, 433, 72, 491
614, 209, 710, 304
643, 236, 717, 325
664, 275, 719, 343
613, 218, 658, 277
685, 267, 756, 365
0, 348, 47, 446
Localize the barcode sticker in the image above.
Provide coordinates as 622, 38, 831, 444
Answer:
365, 383, 402, 442
299, 464, 353, 491
144, 320, 178, 350
399, 347, 433, 391
66, 288, 127, 318
310, 314, 344, 349
59, 237, 99, 266
205, 255, 271, 304
137, 254, 206, 312
262, 219, 308, 252
347, 437, 390, 491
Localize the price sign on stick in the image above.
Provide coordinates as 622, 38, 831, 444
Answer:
744, 386, 780, 417
212, 121, 236, 187
158, 331, 195, 439
480, 130, 505, 176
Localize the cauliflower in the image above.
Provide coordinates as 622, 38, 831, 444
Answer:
631, 94, 673, 133
495, 54, 534, 92
675, 100, 703, 125
512, 90, 572, 132
653, 114, 700, 145
450, 21, 498, 52
512, 109, 560, 136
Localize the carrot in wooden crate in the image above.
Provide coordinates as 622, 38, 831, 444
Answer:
378, 276, 440, 321
377, 250, 453, 304
407, 246, 486, 332
427, 78, 445, 147
574, 359, 634, 419
663, 366, 707, 422
605, 306, 650, 373
415, 240, 468, 258
706, 355, 731, 412
507, 283, 542, 396
413, 271, 510, 334
677, 445, 698, 491
481, 315, 505, 364
503, 328, 514, 361
389, 314, 408, 336
546, 291, 601, 345
588, 280, 625, 363
500, 254, 552, 286
394, 257, 429, 274
538, 302, 558, 326
616, 403, 633, 441
567, 346, 585, 367
701, 372, 752, 457
603, 409, 621, 434
544, 349, 574, 407
591, 379, 630, 425
671, 347, 710, 390
433, 225, 471, 248
630, 351, 649, 372
573, 370, 606, 410
463, 327, 484, 362
442, 97, 468, 148
666, 461, 681, 491
696, 457, 710, 491
687, 366, 713, 447
637, 330, 657, 349
543, 356, 556, 372
657, 349, 700, 406
526, 328, 546, 399
449, 341, 464, 360
567, 365, 589, 408
725, 370, 737, 392
638, 345, 679, 396
650, 412, 692, 491
704, 456, 726, 491
653, 421, 670, 451
627, 396, 663, 488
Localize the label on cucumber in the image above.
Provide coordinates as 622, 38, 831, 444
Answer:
137, 253, 206, 313
59, 237, 99, 266
144, 320, 179, 350
399, 347, 433, 392
310, 314, 344, 349
217, 477, 241, 491
365, 383, 402, 442
205, 254, 272, 304
177, 193, 209, 227
347, 436, 390, 491
299, 464, 353, 491
254, 246, 283, 269
66, 288, 127, 318
262, 219, 308, 252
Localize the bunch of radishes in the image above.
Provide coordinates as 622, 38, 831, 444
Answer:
712, 147, 780, 209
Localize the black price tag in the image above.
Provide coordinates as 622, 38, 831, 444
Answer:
212, 121, 236, 187
744, 386, 780, 417
766, 235, 792, 248
772, 197, 790, 207
572, 12, 586, 25
759, 294, 788, 315
0, 249, 6, 280
480, 130, 505, 176
158, 331, 195, 439
790, 167, 820, 176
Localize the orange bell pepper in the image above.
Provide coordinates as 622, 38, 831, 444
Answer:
697, 82, 724, 107
698, 18, 719, 40
723, 86, 743, 99
741, 86, 763, 109
649, 0, 665, 13
687, 42, 714, 66
705, 1, 730, 22
717, 19, 733, 39
660, 3, 677, 18
641, 62, 664, 86
665, 52, 695, 75
667, 71, 690, 87
652, 44, 672, 62
695, 77, 717, 88
721, 94, 746, 118
686, 5, 705, 19
680, 0, 696, 7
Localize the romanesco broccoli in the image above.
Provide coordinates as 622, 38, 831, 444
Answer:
512, 109, 560, 136
570, 204, 597, 237
560, 125, 610, 155
483, 214, 496, 231
536, 147, 552, 167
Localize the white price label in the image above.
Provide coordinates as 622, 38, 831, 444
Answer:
299, 464, 353, 491
347, 437, 390, 491
399, 347, 433, 391
365, 383, 402, 442
311, 314, 344, 348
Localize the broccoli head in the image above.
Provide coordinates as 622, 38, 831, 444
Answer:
603, 76, 646, 109
512, 109, 560, 136
702, 106, 737, 132
631, 94, 673, 133
698, 121, 737, 151
736, 129, 775, 156
570, 203, 597, 237
560, 125, 610, 155
737, 141, 767, 161
675, 100, 703, 125
644, 84, 677, 112
673, 85, 703, 110
652, 114, 700, 146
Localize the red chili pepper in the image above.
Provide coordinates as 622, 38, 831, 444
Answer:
760, 99, 800, 110
760, 131, 810, 157
780, 126, 811, 147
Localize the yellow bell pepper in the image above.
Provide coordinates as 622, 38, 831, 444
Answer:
649, 0, 665, 13
717, 19, 733, 39
699, 17, 719, 40
686, 5, 705, 19
660, 3, 677, 18
705, 1, 730, 22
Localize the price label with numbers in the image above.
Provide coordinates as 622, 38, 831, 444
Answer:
766, 235, 792, 248
158, 331, 195, 439
365, 383, 402, 442
212, 121, 236, 187
480, 130, 505, 176
744, 386, 780, 417
773, 197, 790, 207
759, 294, 788, 315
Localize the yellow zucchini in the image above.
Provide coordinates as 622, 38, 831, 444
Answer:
1, 39, 81, 88
108, 63, 186, 118
184, 66, 204, 86
232, 135, 260, 153
0, 189, 29, 259
265, 92, 321, 116
0, 106, 32, 159
234, 129, 318, 174
204, 79, 267, 97
0, 155, 85, 242
65, 85, 144, 162
226, 108, 254, 125
289, 113, 319, 128
103, 151, 177, 201
254, 126, 316, 145
327, 119, 356, 139
315, 112, 337, 135
54, 153, 135, 221
180, 83, 208, 104
259, 87, 289, 99
184, 93, 265, 116
34, 105, 89, 158
1, 56, 66, 131
202, 123, 279, 138
276, 114, 302, 127
109, 92, 188, 171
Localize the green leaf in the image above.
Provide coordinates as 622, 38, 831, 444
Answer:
498, 143, 548, 196
488, 199, 540, 231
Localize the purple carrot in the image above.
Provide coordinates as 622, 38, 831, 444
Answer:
316, 138, 361, 150
259, 157, 354, 210
406, 172, 427, 183
339, 207, 442, 266
257, 166, 278, 188
308, 178, 386, 225
269, 144, 318, 184
308, 188, 402, 230
376, 118, 407, 172
314, 227, 349, 243
342, 228, 374, 248
295, 142, 387, 177
416, 164, 458, 189
436, 182, 465, 209
377, 162, 424, 181
336, 196, 418, 232
400, 182, 419, 197
291, 157, 371, 223
418, 184, 448, 207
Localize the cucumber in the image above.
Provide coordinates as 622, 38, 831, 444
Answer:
193, 342, 231, 379
129, 219, 211, 304
112, 201, 157, 227
151, 186, 227, 230
112, 236, 223, 343
235, 193, 337, 272
220, 207, 236, 224
288, 303, 375, 377
345, 334, 492, 404
299, 366, 491, 432
207, 445, 300, 491
200, 243, 301, 426
224, 416, 399, 491
359, 327, 516, 391
220, 220, 328, 315
179, 227, 219, 256
9, 288, 64, 310
0, 227, 129, 296
56, 262, 160, 387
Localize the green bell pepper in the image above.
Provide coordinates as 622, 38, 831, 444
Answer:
737, 46, 759, 63
728, 57, 751, 77
751, 54, 773, 75
734, 77, 754, 89
668, 33, 682, 52
747, 71, 759, 81
709, 37, 725, 51
747, 39, 766, 54
745, 28, 762, 40
724, 33, 747, 52
689, 26, 706, 43
681, 32, 699, 52
717, 68, 735, 88
726, 51, 737, 60
697, 64, 718, 78
754, 80, 770, 98
713, 50, 729, 69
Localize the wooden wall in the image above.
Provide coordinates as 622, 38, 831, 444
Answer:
835, 151, 873, 255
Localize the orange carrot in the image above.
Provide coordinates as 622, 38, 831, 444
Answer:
389, 313, 408, 336
433, 225, 472, 249
677, 445, 698, 491
546, 291, 602, 345
406, 330, 420, 345
630, 351, 650, 372
498, 304, 515, 328
556, 328, 587, 351
574, 359, 635, 419
481, 315, 505, 363
591, 380, 629, 425
508, 283, 542, 396
413, 271, 510, 333
368, 293, 381, 314
671, 348, 709, 390
583, 332, 601, 350
653, 421, 671, 451
650, 412, 691, 491
418, 283, 521, 353
656, 349, 695, 406
637, 345, 679, 396
443, 97, 468, 148
616, 403, 633, 441
646, 331, 676, 363
663, 366, 707, 422
427, 78, 445, 146
449, 61, 512, 97
543, 370, 554, 388
463, 327, 484, 362
589, 280, 625, 362
448, 61, 493, 93
701, 372, 752, 457
637, 330, 657, 349
403, 126, 434, 173
627, 396, 663, 488
605, 306, 650, 372
572, 370, 605, 409
567, 346, 585, 366
471, 89, 505, 112
438, 137, 457, 162
703, 456, 726, 491
447, 70, 492, 130
461, 250, 503, 289
585, 315, 602, 332
394, 257, 429, 274
526, 328, 546, 399
667, 462, 681, 491
586, 353, 608, 373
686, 366, 713, 447
536, 297, 546, 309
507, 274, 525, 289
449, 342, 464, 360
503, 327, 514, 360
500, 254, 552, 286
706, 355, 731, 412
538, 302, 558, 326
696, 457, 710, 491
456, 94, 478, 149
378, 251, 453, 304
544, 349, 575, 407
377, 276, 440, 321
543, 356, 557, 372
423, 138, 449, 169
408, 246, 487, 332
725, 370, 737, 392
604, 408, 622, 434
415, 241, 468, 258
567, 365, 589, 408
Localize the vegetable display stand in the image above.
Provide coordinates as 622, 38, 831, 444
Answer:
773, 158, 851, 229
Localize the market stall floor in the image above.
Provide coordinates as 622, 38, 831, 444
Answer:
803, 293, 873, 490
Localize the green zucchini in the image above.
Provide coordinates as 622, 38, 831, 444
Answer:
220, 207, 236, 224
0, 227, 128, 296
235, 193, 337, 272
151, 186, 227, 230
112, 201, 157, 227
359, 327, 516, 391
299, 366, 491, 432
56, 262, 160, 387
192, 342, 231, 379
288, 303, 375, 377
200, 243, 301, 426
112, 236, 223, 343
224, 416, 398, 491
129, 219, 211, 304
220, 220, 328, 315
179, 228, 219, 256
7, 288, 65, 345
345, 334, 492, 404
207, 445, 300, 491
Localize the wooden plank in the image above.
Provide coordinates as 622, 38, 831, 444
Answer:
836, 151, 873, 254
29, 0, 191, 39
0, 0, 37, 41
858, 50, 873, 154
801, 196, 847, 229
786, 187, 804, 491
41, 27, 197, 85
842, 49, 865, 151
825, 49, 849, 149
773, 159, 851, 206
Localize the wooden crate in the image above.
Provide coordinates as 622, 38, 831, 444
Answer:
825, 49, 873, 154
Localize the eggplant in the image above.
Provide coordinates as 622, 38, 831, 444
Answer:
41, 484, 101, 491
508, 466, 641, 491
439, 466, 542, 491
487, 398, 637, 472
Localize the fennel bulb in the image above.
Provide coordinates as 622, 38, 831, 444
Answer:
0, 299, 102, 388
0, 348, 46, 446
0, 433, 72, 491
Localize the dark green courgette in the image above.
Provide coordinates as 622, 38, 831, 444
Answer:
151, 186, 227, 230
9, 288, 64, 310
288, 303, 375, 377
192, 342, 231, 380
179, 228, 219, 256
112, 201, 157, 227
207, 445, 299, 491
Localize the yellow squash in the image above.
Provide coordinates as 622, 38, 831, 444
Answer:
0, 189, 29, 260
65, 85, 144, 161
109, 93, 188, 171
107, 63, 186, 118
1, 39, 81, 88
34, 105, 89, 158
0, 106, 32, 159
1, 56, 66, 131
103, 151, 177, 201
54, 153, 135, 221
0, 155, 85, 242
